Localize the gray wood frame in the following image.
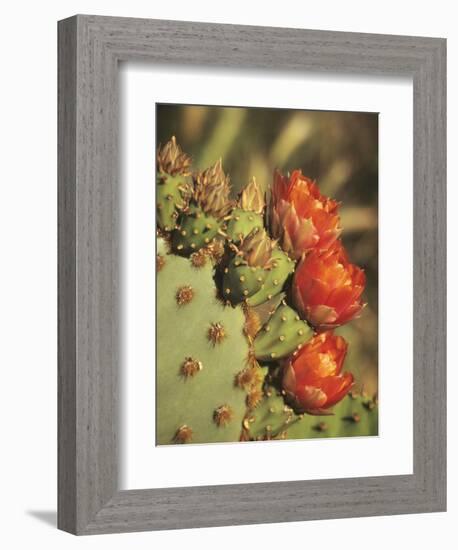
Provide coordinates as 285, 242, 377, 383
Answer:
58, 14, 446, 535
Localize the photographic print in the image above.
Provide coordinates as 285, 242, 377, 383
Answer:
156, 104, 378, 445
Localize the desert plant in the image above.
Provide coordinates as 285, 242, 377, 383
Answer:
156, 137, 376, 444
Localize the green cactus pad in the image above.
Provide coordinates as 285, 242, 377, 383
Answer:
246, 248, 295, 307
222, 258, 266, 304
156, 173, 189, 231
246, 387, 296, 440
226, 208, 264, 243
253, 303, 313, 361
284, 393, 378, 440
172, 204, 220, 256
156, 240, 250, 445
247, 388, 378, 440
250, 293, 286, 327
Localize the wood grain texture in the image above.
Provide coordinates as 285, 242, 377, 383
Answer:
58, 14, 446, 535
57, 17, 77, 533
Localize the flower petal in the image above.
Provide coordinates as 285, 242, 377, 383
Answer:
320, 373, 354, 408
297, 385, 328, 410
306, 305, 337, 328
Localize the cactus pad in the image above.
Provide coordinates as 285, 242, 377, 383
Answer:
226, 208, 264, 243
245, 387, 295, 440
253, 303, 313, 361
247, 387, 378, 440
156, 174, 189, 231
246, 247, 295, 307
222, 257, 266, 304
156, 239, 250, 444
172, 204, 220, 255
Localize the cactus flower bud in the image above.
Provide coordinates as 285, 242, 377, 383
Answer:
282, 332, 353, 414
157, 135, 192, 176
292, 242, 366, 331
238, 228, 275, 269
194, 158, 233, 219
270, 169, 341, 259
240, 177, 265, 214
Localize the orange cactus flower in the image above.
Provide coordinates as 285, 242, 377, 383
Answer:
270, 169, 341, 259
292, 241, 366, 331
282, 332, 353, 414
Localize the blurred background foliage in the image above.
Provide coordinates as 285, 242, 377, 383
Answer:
157, 103, 378, 396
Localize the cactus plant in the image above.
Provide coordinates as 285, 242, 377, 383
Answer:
246, 246, 295, 307
226, 177, 265, 243
157, 238, 258, 444
222, 228, 275, 304
222, 229, 295, 307
247, 386, 378, 441
172, 159, 232, 255
244, 386, 296, 441
253, 302, 313, 361
285, 392, 378, 440
156, 137, 192, 231
155, 135, 377, 445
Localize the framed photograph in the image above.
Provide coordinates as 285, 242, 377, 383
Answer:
58, 15, 446, 535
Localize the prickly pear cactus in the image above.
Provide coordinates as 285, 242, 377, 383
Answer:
285, 392, 378, 440
222, 229, 276, 304
156, 136, 192, 231
244, 386, 296, 441
226, 209, 264, 243
172, 204, 220, 254
156, 238, 253, 445
155, 136, 378, 445
246, 247, 295, 307
226, 177, 265, 243
221, 228, 295, 309
247, 386, 378, 441
253, 302, 313, 361
172, 159, 232, 255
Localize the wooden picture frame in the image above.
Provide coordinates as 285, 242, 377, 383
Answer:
58, 14, 446, 535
